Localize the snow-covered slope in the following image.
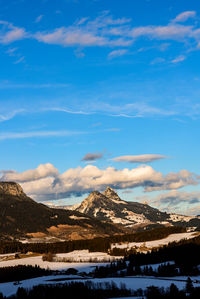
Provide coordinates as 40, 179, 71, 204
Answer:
64, 187, 200, 230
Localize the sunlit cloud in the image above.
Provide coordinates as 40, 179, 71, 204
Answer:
0, 163, 199, 201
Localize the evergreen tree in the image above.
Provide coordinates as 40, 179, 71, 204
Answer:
186, 277, 194, 294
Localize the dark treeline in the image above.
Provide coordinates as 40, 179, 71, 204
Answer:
145, 280, 200, 299
2, 281, 132, 299
94, 235, 200, 278
0, 226, 185, 254
1, 278, 200, 299
128, 236, 200, 268
0, 265, 51, 283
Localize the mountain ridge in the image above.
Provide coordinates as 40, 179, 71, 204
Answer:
66, 187, 200, 231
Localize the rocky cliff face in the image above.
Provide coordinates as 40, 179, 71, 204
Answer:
103, 187, 121, 201
72, 187, 200, 231
0, 182, 26, 197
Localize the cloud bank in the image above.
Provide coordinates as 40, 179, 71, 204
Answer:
0, 163, 199, 201
152, 190, 200, 215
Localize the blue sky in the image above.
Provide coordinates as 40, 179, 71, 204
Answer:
0, 0, 200, 215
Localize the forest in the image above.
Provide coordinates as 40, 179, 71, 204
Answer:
0, 226, 186, 254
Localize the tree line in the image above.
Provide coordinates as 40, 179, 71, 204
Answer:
0, 226, 186, 255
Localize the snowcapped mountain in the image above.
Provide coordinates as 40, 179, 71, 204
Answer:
69, 187, 200, 231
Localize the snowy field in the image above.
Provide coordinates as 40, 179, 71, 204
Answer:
111, 232, 197, 250
1, 275, 200, 298
55, 250, 123, 262
0, 250, 121, 273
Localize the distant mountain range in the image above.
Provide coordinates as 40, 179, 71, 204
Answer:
0, 182, 199, 241
65, 187, 200, 231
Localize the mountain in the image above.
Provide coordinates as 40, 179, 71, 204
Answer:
70, 187, 200, 231
0, 182, 122, 241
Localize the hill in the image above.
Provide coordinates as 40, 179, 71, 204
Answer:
0, 182, 122, 241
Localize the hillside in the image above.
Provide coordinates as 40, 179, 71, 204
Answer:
0, 182, 122, 241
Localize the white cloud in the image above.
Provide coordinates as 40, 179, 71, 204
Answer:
170, 55, 186, 64
111, 154, 167, 163
154, 190, 200, 206
35, 28, 108, 47
1, 10, 200, 53
152, 190, 200, 215
172, 11, 196, 23
108, 49, 128, 59
0, 163, 58, 182
45, 107, 91, 115
35, 15, 44, 23
0, 20, 27, 44
5, 47, 18, 56
130, 24, 193, 40
1, 163, 199, 201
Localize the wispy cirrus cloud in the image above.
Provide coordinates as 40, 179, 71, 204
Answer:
89, 101, 176, 118
108, 49, 128, 59
0, 130, 85, 141
111, 154, 167, 163
0, 109, 25, 122
35, 15, 44, 23
45, 107, 92, 115
170, 55, 186, 64
172, 11, 196, 23
14, 56, 25, 64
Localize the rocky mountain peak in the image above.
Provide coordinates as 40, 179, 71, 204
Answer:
103, 186, 121, 201
87, 190, 104, 200
0, 182, 26, 197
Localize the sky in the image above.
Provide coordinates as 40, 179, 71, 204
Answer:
0, 0, 200, 216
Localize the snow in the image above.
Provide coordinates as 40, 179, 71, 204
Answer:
1, 275, 200, 298
110, 198, 126, 204
111, 232, 197, 250
0, 251, 121, 272
169, 213, 193, 222
122, 209, 147, 224
0, 275, 81, 297
55, 250, 123, 262
69, 215, 88, 220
